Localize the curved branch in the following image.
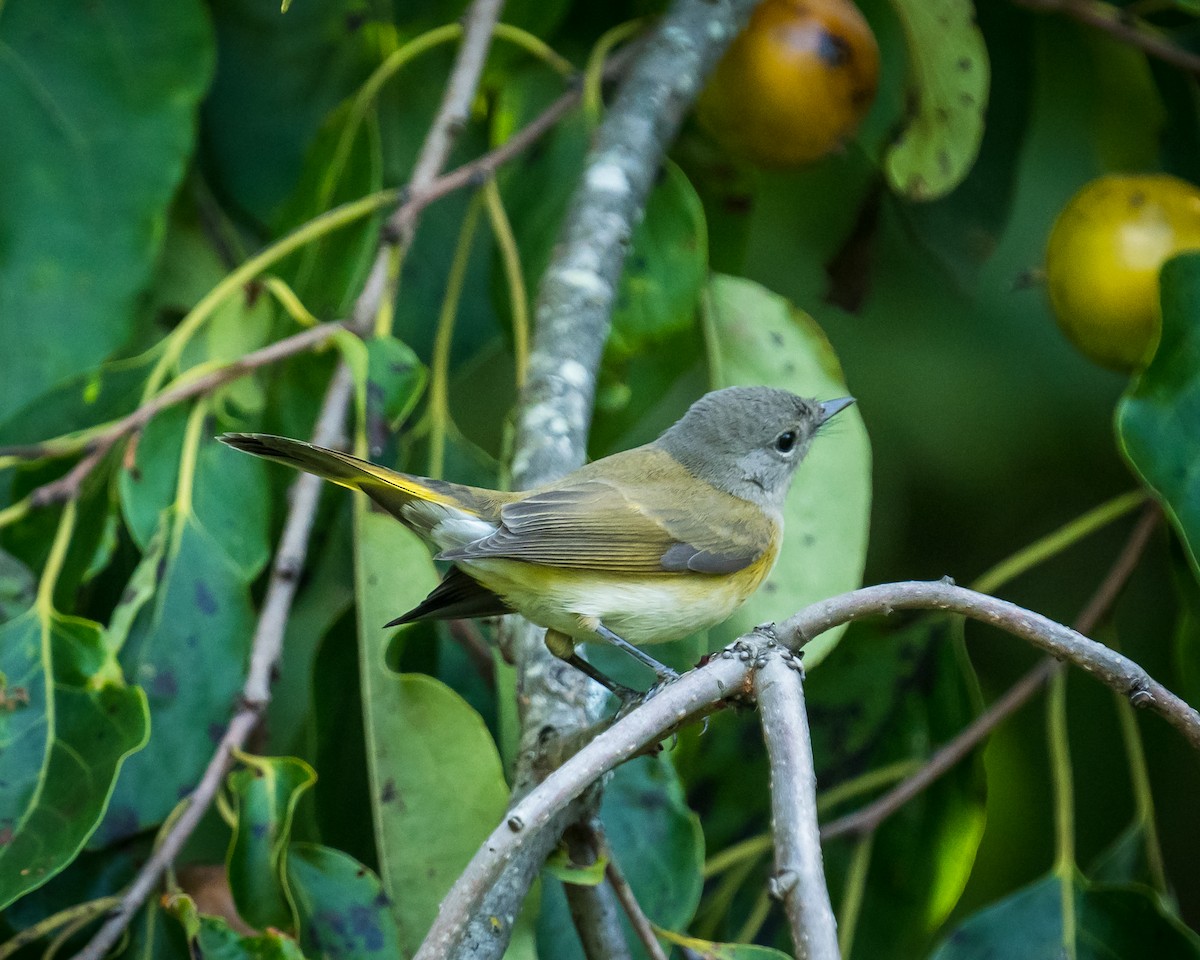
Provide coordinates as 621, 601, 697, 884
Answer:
1014, 0, 1200, 77
756, 653, 839, 960
413, 580, 1200, 959
777, 581, 1200, 750
471, 0, 759, 955
820, 502, 1161, 842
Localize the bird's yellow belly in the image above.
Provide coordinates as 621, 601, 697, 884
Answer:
461, 554, 775, 646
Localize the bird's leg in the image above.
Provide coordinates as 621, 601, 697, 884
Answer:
544, 628, 640, 701
594, 624, 680, 684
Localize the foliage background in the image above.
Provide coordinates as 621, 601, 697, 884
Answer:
1, 0, 1199, 957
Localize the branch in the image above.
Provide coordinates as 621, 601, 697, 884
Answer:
70, 4, 507, 958
820, 503, 1161, 842
3, 47, 626, 474
605, 857, 669, 960
468, 0, 758, 955
352, 0, 504, 326
1014, 0, 1200, 76
24, 321, 344, 507
782, 581, 1200, 749
71, 363, 356, 960
413, 580, 1200, 959
756, 652, 839, 960
511, 0, 757, 485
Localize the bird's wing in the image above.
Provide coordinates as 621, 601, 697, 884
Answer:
438, 474, 775, 575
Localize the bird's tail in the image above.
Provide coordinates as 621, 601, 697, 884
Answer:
219, 434, 510, 528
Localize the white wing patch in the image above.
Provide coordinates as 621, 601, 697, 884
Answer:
401, 500, 497, 552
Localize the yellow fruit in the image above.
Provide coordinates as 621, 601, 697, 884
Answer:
1045, 174, 1200, 370
696, 0, 880, 168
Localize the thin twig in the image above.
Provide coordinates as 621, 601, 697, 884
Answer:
561, 822, 633, 960
605, 857, 669, 960
352, 0, 505, 325
24, 321, 343, 507
388, 0, 505, 247
2, 49, 635, 475
1014, 0, 1200, 76
414, 580, 1200, 959
756, 654, 839, 960
820, 503, 1162, 841
71, 364, 356, 960
447, 619, 497, 684
70, 5, 510, 958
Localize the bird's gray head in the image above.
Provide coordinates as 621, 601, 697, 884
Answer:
654, 386, 853, 511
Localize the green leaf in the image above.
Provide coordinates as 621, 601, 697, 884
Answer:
603, 755, 704, 931
0, 350, 160, 449
273, 103, 384, 319
0, 611, 148, 907
120, 411, 270, 576
608, 162, 709, 358
930, 872, 1200, 959
1088, 820, 1157, 887
286, 842, 403, 960
103, 421, 270, 844
704, 274, 872, 665
165, 892, 307, 960
0, 0, 213, 414
1117, 253, 1200, 579
813, 619, 985, 959
354, 507, 510, 955
226, 755, 317, 932
201, 0, 381, 223
883, 0, 989, 200
363, 336, 427, 450
538, 755, 704, 960
0, 549, 35, 625
543, 848, 609, 886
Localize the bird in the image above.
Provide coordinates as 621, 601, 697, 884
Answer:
220, 386, 853, 694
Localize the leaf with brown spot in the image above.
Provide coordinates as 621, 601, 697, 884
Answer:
885, 0, 989, 201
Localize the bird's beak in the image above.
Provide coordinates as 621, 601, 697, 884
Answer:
818, 397, 855, 425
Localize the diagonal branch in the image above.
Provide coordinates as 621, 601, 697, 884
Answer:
820, 502, 1162, 842
414, 580, 1200, 959
461, 2, 760, 956
1014, 0, 1200, 77
70, 364, 356, 960
69, 4, 508, 958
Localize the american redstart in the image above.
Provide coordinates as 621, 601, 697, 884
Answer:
221, 386, 852, 693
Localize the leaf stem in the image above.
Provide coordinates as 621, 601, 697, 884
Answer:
837, 831, 874, 960
142, 190, 400, 400
262, 276, 320, 328
482, 177, 530, 390
583, 20, 648, 125
173, 398, 209, 518
427, 192, 484, 479
702, 833, 772, 878
0, 897, 121, 960
1047, 667, 1077, 959
0, 496, 31, 532
972, 489, 1145, 594
1112, 686, 1169, 893
35, 498, 77, 617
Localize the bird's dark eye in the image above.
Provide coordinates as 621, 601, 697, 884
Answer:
774, 430, 797, 454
